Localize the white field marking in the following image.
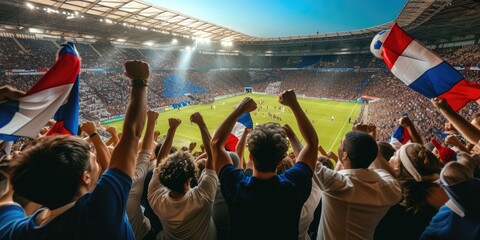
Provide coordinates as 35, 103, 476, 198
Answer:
328, 104, 358, 152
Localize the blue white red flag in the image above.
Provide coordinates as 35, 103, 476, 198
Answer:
390, 125, 411, 150
225, 112, 253, 151
382, 23, 480, 111
0, 42, 81, 141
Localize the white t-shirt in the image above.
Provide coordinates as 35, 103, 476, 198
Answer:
315, 166, 401, 240
299, 177, 322, 240
148, 168, 219, 240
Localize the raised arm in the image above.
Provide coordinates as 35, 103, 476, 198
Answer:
190, 112, 213, 170
445, 135, 469, 153
283, 124, 303, 157
156, 118, 181, 166
211, 97, 257, 175
109, 61, 149, 178
81, 121, 110, 174
235, 127, 252, 169
106, 126, 120, 147
278, 90, 318, 171
399, 116, 423, 145
432, 97, 480, 145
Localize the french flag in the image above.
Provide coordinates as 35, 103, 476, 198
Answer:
390, 125, 410, 150
382, 23, 480, 111
225, 112, 253, 151
0, 42, 80, 141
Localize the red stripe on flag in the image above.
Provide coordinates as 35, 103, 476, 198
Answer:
26, 53, 80, 95
225, 133, 238, 152
381, 23, 414, 69
438, 79, 480, 112
46, 121, 73, 136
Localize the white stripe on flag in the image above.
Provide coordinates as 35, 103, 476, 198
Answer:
231, 122, 246, 139
0, 84, 73, 138
391, 40, 443, 86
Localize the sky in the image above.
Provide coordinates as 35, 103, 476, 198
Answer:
149, 0, 407, 38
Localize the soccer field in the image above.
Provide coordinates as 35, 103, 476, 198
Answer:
108, 93, 360, 155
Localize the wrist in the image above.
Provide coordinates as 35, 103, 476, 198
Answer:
89, 132, 98, 138
131, 79, 148, 87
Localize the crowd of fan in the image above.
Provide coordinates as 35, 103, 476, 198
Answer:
1, 59, 479, 240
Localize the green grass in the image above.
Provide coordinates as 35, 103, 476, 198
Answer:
108, 93, 360, 154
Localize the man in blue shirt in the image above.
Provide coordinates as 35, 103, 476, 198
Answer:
211, 89, 318, 240
0, 60, 150, 240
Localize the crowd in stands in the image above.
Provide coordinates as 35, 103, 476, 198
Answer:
1, 58, 480, 240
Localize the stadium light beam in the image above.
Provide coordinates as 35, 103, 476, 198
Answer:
26, 3, 35, 10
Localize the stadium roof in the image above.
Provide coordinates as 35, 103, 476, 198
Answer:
0, 0, 479, 52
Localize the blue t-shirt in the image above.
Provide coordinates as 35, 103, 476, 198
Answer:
220, 162, 312, 240
0, 168, 135, 240
420, 205, 480, 240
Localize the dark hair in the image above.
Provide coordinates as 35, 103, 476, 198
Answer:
276, 157, 294, 174
317, 155, 334, 170
10, 136, 91, 209
398, 143, 441, 213
247, 123, 289, 172
377, 141, 395, 161
342, 131, 378, 169
158, 151, 197, 193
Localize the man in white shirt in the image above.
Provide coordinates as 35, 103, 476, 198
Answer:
315, 131, 401, 240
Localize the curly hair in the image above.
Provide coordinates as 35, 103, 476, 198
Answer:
398, 143, 442, 213
158, 151, 197, 193
10, 136, 91, 209
247, 123, 289, 172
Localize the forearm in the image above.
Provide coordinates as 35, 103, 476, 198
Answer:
235, 131, 248, 169
406, 125, 423, 145
90, 135, 111, 174
156, 127, 177, 166
286, 130, 303, 157
211, 109, 242, 173
142, 120, 156, 151
290, 102, 318, 169
110, 86, 147, 177
318, 145, 328, 156
439, 108, 480, 145
198, 122, 214, 169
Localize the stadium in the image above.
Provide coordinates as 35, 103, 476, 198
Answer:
1, 0, 480, 239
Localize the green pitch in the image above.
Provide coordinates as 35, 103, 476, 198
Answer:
108, 93, 360, 155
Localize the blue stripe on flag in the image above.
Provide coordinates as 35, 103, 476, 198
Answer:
0, 133, 21, 141
0, 100, 20, 128
409, 61, 464, 98
237, 113, 253, 128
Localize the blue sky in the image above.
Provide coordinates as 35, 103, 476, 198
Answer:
149, 0, 407, 38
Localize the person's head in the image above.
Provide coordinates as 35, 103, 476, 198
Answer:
338, 131, 378, 169
389, 143, 442, 212
317, 155, 334, 170
10, 136, 99, 210
158, 151, 197, 193
377, 141, 396, 162
247, 123, 289, 172
276, 157, 294, 174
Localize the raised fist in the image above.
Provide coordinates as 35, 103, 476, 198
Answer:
190, 112, 204, 125
168, 118, 181, 129
81, 121, 97, 135
124, 60, 150, 81
278, 90, 298, 107
237, 97, 257, 113
147, 110, 159, 122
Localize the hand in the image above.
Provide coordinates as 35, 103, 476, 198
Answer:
237, 97, 257, 113
326, 151, 338, 161
0, 85, 25, 101
190, 112, 204, 125
81, 121, 97, 135
200, 144, 205, 152
431, 97, 451, 111
124, 60, 150, 81
399, 116, 413, 127
278, 90, 298, 107
168, 118, 181, 129
189, 142, 197, 152
147, 110, 159, 122
154, 130, 161, 140
244, 127, 252, 134
106, 126, 117, 135
445, 135, 462, 147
